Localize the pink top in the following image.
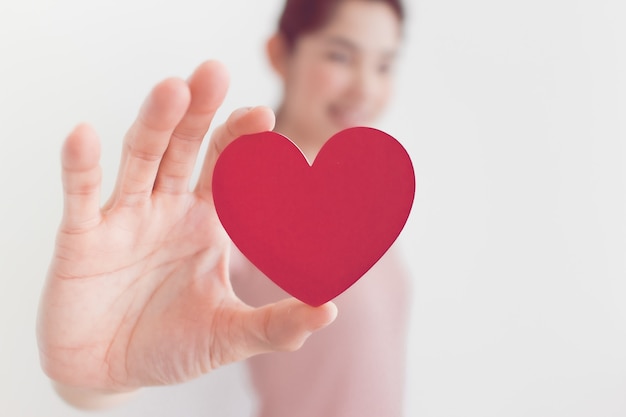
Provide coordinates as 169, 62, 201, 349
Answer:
230, 243, 412, 417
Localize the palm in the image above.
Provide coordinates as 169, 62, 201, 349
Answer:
37, 61, 336, 393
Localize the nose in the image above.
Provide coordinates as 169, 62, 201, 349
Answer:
348, 62, 380, 103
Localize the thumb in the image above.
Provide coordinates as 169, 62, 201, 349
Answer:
242, 298, 338, 354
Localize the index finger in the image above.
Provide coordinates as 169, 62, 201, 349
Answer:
195, 106, 275, 200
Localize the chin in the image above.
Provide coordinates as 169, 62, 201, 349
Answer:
329, 116, 374, 132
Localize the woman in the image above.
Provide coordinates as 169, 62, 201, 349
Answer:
232, 1, 411, 416
36, 0, 410, 414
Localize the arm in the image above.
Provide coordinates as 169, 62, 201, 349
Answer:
37, 61, 337, 410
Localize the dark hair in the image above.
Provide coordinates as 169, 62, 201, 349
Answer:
278, 0, 405, 49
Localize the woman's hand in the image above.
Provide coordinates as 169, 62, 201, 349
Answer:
36, 61, 337, 405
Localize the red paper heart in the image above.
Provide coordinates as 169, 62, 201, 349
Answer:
212, 127, 415, 306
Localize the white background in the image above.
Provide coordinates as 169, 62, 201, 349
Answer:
1, 0, 625, 416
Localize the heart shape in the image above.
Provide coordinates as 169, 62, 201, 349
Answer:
212, 127, 415, 306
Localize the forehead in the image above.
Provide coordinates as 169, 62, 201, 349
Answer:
317, 1, 402, 52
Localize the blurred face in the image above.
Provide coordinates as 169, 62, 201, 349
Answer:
278, 0, 402, 144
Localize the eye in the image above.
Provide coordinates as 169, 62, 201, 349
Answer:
378, 60, 395, 75
326, 50, 351, 64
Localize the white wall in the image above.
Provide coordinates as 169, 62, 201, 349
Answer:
0, 0, 624, 416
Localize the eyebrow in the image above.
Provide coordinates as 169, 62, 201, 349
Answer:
323, 35, 398, 59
